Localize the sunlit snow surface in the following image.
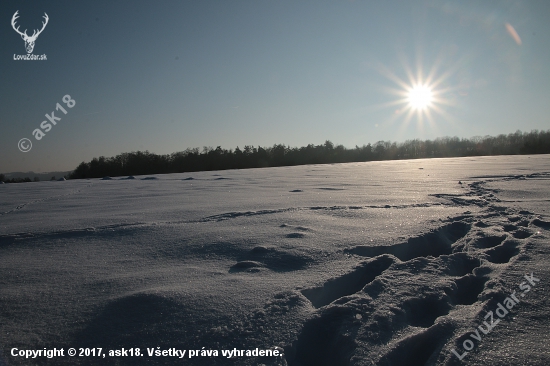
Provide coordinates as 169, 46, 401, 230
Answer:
1, 155, 549, 365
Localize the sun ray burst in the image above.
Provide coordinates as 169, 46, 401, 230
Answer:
377, 53, 463, 138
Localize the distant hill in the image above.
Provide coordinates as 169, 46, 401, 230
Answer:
1, 171, 72, 181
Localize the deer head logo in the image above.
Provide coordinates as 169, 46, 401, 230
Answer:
11, 10, 49, 54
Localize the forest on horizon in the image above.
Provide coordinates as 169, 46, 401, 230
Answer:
2, 130, 549, 183
67, 129, 550, 180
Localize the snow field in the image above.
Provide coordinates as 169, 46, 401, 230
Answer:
0, 155, 549, 365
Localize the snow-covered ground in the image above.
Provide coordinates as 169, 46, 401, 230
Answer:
0, 155, 549, 365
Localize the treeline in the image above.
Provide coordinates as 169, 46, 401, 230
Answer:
67, 130, 550, 179
0, 175, 64, 184
0, 175, 38, 184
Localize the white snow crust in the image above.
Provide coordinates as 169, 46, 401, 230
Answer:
0, 155, 549, 365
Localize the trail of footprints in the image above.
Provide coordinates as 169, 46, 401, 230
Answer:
279, 177, 548, 366
285, 209, 548, 366
283, 208, 546, 366
221, 177, 548, 365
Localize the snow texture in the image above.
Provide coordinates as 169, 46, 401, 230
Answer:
0, 155, 549, 365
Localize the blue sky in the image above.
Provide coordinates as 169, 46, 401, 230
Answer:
1, 0, 549, 173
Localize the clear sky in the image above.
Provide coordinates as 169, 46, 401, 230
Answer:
1, 0, 549, 173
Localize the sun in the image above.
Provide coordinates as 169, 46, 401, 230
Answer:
408, 84, 433, 110
376, 56, 460, 137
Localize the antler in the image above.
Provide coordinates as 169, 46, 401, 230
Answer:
11, 11, 49, 40
11, 10, 28, 38
30, 13, 49, 39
